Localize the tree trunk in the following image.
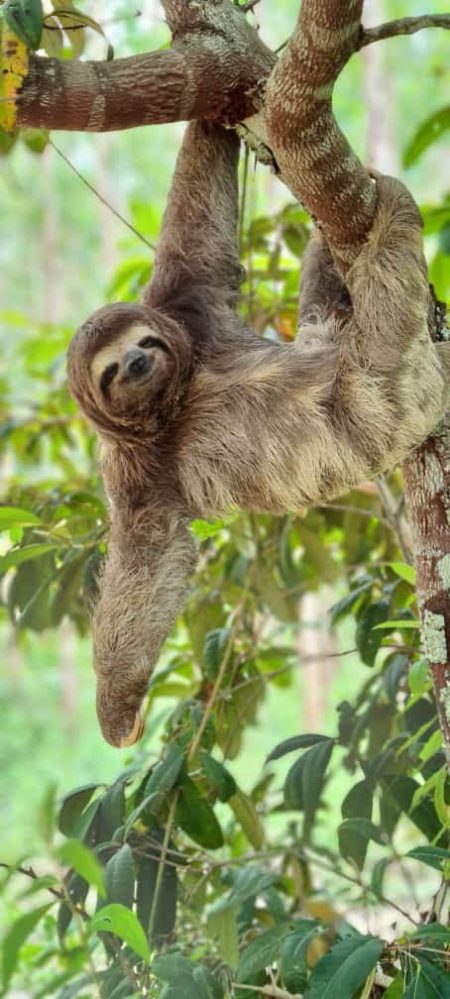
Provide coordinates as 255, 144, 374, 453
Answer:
403, 422, 450, 769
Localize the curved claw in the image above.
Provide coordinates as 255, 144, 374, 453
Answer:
119, 706, 145, 748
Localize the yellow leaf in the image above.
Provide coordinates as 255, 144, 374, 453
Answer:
0, 24, 29, 133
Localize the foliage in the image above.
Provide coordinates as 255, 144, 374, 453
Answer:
1, 2, 450, 997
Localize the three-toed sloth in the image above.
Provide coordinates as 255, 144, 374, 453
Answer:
68, 118, 449, 747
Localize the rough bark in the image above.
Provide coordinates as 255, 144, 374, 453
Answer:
265, 0, 377, 268
403, 423, 450, 769
17, 0, 274, 132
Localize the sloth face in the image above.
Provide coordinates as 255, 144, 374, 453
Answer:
91, 323, 176, 415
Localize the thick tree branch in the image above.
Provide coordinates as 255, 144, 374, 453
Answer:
403, 422, 450, 771
360, 14, 450, 48
265, 0, 377, 269
17, 0, 274, 132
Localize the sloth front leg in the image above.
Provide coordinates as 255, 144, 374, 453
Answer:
93, 508, 197, 747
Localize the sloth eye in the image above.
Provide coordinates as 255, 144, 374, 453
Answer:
138, 334, 169, 352
100, 362, 119, 394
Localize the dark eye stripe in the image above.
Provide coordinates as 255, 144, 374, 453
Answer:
100, 362, 119, 394
138, 335, 170, 353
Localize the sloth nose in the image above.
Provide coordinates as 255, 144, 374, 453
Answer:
124, 348, 148, 377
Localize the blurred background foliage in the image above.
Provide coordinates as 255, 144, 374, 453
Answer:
1, 1, 450, 996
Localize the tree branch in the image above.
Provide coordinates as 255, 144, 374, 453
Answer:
265, 0, 377, 268
360, 14, 450, 48
17, 0, 274, 132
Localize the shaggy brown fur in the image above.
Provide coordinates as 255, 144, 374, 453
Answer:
67, 122, 450, 747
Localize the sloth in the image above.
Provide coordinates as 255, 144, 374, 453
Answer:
68, 117, 450, 748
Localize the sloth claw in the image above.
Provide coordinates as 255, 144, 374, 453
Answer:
119, 707, 145, 747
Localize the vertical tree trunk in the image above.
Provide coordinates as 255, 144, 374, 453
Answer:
403, 420, 450, 770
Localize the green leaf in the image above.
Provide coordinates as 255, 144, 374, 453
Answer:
229, 789, 264, 850
408, 659, 431, 696
237, 923, 290, 981
91, 904, 151, 962
280, 922, 319, 994
190, 517, 233, 540
0, 506, 41, 529
58, 783, 100, 837
388, 562, 417, 586
4, 0, 43, 49
0, 543, 57, 573
200, 752, 236, 802
126, 746, 185, 830
339, 781, 374, 870
203, 628, 231, 679
136, 838, 178, 947
266, 733, 331, 763
284, 739, 334, 838
410, 923, 450, 944
104, 844, 135, 909
207, 899, 239, 969
407, 845, 450, 872
404, 957, 450, 999
304, 935, 384, 999
383, 975, 404, 999
59, 840, 105, 897
356, 600, 391, 664
2, 903, 52, 990
338, 818, 386, 866
373, 619, 420, 630
176, 778, 224, 849
404, 106, 450, 168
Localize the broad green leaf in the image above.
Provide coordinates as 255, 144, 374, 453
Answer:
410, 923, 450, 944
408, 659, 431, 696
280, 922, 319, 994
136, 833, 178, 947
338, 819, 386, 867
383, 975, 404, 999
404, 106, 450, 168
356, 600, 391, 664
59, 839, 105, 897
373, 620, 420, 630
407, 845, 450, 873
203, 628, 231, 679
58, 783, 100, 837
200, 752, 236, 802
229, 789, 264, 849
370, 858, 392, 899
237, 923, 291, 981
340, 781, 374, 870
126, 746, 185, 830
266, 733, 331, 763
388, 562, 417, 586
207, 899, 239, 968
0, 506, 41, 529
304, 935, 384, 999
0, 543, 57, 573
2, 903, 52, 990
190, 517, 233, 540
176, 778, 223, 849
4, 0, 43, 49
284, 739, 334, 838
91, 904, 150, 962
404, 957, 450, 998
104, 844, 135, 909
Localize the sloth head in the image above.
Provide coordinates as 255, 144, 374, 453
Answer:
67, 302, 193, 437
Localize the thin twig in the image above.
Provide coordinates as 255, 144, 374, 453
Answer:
360, 14, 450, 47
49, 139, 155, 251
